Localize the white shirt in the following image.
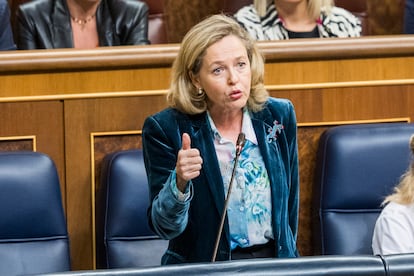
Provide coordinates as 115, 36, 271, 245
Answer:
372, 202, 414, 255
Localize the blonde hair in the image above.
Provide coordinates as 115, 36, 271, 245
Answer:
167, 14, 268, 115
383, 135, 414, 205
254, 0, 334, 19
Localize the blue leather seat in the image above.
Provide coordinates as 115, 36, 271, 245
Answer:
96, 149, 168, 269
381, 253, 414, 275
0, 151, 71, 275
37, 254, 390, 276
313, 123, 414, 255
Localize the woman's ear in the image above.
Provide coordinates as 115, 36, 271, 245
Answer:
189, 71, 201, 89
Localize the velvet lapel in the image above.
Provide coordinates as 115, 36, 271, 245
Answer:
251, 109, 284, 220
189, 116, 226, 219
51, 0, 74, 48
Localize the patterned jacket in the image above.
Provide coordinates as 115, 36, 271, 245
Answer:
234, 4, 361, 40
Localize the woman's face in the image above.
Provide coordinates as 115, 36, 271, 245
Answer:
191, 35, 251, 115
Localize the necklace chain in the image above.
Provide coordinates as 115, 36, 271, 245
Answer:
71, 14, 96, 29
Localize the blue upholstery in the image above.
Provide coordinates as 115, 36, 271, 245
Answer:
96, 149, 168, 269
38, 254, 393, 276
0, 151, 70, 275
381, 253, 414, 276
313, 122, 414, 255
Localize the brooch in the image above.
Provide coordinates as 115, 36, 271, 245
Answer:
266, 120, 284, 143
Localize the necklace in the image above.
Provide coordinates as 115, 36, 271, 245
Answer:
71, 14, 96, 29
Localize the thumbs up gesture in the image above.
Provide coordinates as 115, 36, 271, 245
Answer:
176, 133, 203, 192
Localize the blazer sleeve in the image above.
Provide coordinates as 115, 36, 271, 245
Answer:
115, 0, 150, 45
16, 5, 38, 50
142, 114, 191, 239
285, 100, 299, 242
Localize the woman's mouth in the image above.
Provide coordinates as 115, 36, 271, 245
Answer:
229, 90, 243, 100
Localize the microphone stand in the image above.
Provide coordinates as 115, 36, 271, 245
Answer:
211, 133, 245, 262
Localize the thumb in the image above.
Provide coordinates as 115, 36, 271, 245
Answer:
181, 133, 191, 150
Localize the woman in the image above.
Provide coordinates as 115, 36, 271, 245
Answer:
16, 0, 149, 49
142, 14, 299, 264
0, 0, 16, 50
372, 135, 414, 255
234, 0, 361, 40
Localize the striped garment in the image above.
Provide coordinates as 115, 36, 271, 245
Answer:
234, 3, 362, 40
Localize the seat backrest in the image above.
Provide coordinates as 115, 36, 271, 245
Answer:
0, 151, 71, 275
381, 253, 414, 275
313, 122, 414, 255
36, 254, 388, 276
220, 0, 253, 14
334, 0, 370, 35
96, 149, 168, 269
141, 0, 168, 44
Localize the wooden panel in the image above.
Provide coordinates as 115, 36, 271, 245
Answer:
270, 85, 414, 123
92, 132, 142, 193
297, 125, 330, 256
163, 0, 221, 43
0, 68, 171, 97
367, 0, 405, 35
0, 101, 65, 204
0, 136, 35, 151
64, 96, 166, 270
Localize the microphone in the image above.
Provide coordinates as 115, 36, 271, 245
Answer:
211, 132, 246, 262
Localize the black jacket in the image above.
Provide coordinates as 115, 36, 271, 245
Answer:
16, 0, 149, 49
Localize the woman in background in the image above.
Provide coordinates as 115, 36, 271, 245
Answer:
372, 135, 414, 255
16, 0, 149, 49
234, 0, 361, 40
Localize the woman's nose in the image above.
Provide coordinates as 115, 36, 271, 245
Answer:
228, 69, 239, 84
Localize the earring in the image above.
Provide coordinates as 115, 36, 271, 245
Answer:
197, 87, 204, 96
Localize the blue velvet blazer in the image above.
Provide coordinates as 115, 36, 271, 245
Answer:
142, 97, 299, 264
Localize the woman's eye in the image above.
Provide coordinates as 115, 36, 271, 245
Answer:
213, 67, 223, 75
238, 62, 247, 68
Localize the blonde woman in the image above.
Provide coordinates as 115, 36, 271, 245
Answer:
143, 14, 299, 264
372, 135, 414, 255
234, 0, 361, 40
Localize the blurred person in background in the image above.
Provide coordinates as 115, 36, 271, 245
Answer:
404, 0, 414, 34
372, 135, 414, 255
16, 0, 149, 49
234, 0, 361, 40
0, 0, 16, 50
